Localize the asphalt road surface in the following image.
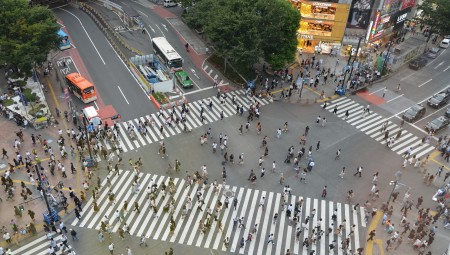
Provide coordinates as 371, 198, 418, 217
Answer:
55, 5, 155, 121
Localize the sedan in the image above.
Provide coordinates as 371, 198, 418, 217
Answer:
402, 104, 426, 122
427, 47, 440, 59
175, 70, 193, 89
446, 108, 450, 118
425, 116, 450, 133
427, 92, 450, 108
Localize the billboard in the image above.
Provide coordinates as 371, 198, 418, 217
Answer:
347, 0, 375, 29
392, 7, 411, 31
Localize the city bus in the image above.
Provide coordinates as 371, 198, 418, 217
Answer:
151, 37, 183, 70
65, 73, 97, 103
58, 29, 71, 50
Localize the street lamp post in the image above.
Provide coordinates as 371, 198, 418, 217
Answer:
81, 116, 94, 161
387, 170, 405, 206
343, 36, 364, 89
34, 164, 55, 223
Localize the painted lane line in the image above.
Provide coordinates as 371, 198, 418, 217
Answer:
418, 79, 433, 87
154, 24, 166, 37
434, 61, 445, 69
137, 10, 148, 17
444, 65, 450, 72
118, 86, 130, 104
400, 73, 414, 81
148, 25, 156, 33
58, 8, 106, 65
386, 94, 404, 103
369, 87, 385, 95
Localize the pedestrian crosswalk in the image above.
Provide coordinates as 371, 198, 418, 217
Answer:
95, 89, 270, 161
71, 170, 366, 255
322, 97, 435, 159
13, 233, 74, 255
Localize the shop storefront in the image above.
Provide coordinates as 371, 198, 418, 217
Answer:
290, 0, 350, 54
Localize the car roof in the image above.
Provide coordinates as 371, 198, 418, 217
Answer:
411, 104, 424, 111
434, 116, 448, 122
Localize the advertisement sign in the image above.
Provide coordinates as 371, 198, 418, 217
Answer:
401, 0, 415, 10
392, 7, 411, 31
347, 0, 375, 29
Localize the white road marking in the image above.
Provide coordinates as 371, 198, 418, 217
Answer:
434, 61, 445, 69
58, 8, 106, 65
444, 65, 450, 72
118, 86, 130, 104
155, 24, 166, 37
369, 87, 385, 95
418, 79, 433, 87
137, 10, 148, 17
400, 73, 414, 81
386, 94, 404, 103
148, 25, 156, 33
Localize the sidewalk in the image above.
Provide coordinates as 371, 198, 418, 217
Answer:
0, 67, 84, 250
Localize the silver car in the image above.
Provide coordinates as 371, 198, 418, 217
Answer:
428, 47, 440, 58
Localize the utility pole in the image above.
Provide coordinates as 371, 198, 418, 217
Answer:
35, 164, 55, 223
81, 116, 94, 161
382, 40, 393, 74
343, 36, 364, 89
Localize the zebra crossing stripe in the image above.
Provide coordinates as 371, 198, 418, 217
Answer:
392, 137, 417, 152
138, 117, 154, 144
256, 191, 273, 253
417, 146, 435, 158
123, 121, 143, 148
329, 96, 347, 104
360, 207, 367, 227
266, 193, 281, 254
397, 140, 422, 155
239, 189, 259, 253
151, 114, 170, 139
13, 235, 48, 254
85, 171, 132, 229
134, 175, 165, 236
117, 124, 134, 150
222, 187, 244, 252
356, 115, 383, 129
352, 206, 360, 250
336, 201, 343, 255
247, 190, 266, 254
71, 171, 366, 254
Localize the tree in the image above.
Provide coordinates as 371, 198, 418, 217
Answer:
184, 0, 300, 70
0, 0, 60, 75
416, 0, 450, 37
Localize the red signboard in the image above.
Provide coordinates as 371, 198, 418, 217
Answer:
401, 0, 415, 10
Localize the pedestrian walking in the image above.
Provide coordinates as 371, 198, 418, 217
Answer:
316, 141, 320, 151
321, 186, 327, 197
354, 166, 362, 177
344, 110, 349, 120
70, 229, 79, 240
339, 167, 345, 179
335, 149, 341, 160
267, 233, 275, 245
108, 242, 114, 255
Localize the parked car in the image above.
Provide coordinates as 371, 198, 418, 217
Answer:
427, 90, 450, 108
427, 47, 440, 59
425, 116, 450, 133
409, 57, 427, 70
402, 104, 426, 122
163, 0, 177, 7
440, 38, 450, 49
446, 108, 450, 118
175, 70, 193, 89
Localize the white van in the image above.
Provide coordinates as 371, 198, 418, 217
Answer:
440, 39, 450, 49
163, 0, 177, 7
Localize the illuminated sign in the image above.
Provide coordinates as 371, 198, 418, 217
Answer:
396, 13, 407, 24
380, 15, 390, 24
371, 10, 381, 36
300, 34, 314, 39
313, 2, 333, 7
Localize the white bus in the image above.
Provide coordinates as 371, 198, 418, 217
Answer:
151, 37, 183, 70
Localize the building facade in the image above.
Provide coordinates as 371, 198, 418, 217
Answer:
289, 0, 352, 55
